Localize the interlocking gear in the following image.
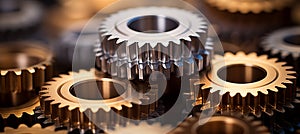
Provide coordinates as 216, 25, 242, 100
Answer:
171, 111, 269, 134
206, 0, 294, 14
97, 7, 210, 80
192, 52, 296, 117
39, 69, 157, 132
1, 124, 66, 134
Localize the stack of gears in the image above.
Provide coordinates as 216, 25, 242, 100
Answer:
0, 0, 300, 133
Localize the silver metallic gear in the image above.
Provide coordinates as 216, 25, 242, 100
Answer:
39, 69, 157, 132
1, 124, 67, 134
191, 52, 296, 117
171, 111, 269, 134
107, 121, 173, 134
205, 0, 294, 14
97, 7, 209, 80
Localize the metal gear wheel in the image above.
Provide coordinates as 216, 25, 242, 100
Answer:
261, 26, 300, 87
39, 69, 157, 132
97, 7, 209, 80
1, 124, 67, 134
205, 0, 294, 14
192, 52, 296, 117
107, 121, 173, 134
0, 42, 52, 121
171, 111, 269, 134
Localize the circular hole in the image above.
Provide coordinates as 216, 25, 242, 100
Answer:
217, 64, 267, 84
196, 120, 245, 134
70, 80, 125, 100
127, 15, 179, 33
0, 53, 44, 70
283, 34, 300, 46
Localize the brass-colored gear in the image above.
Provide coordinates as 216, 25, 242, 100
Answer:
1, 124, 67, 134
171, 112, 269, 134
0, 41, 52, 119
39, 69, 156, 132
192, 52, 296, 117
206, 0, 294, 14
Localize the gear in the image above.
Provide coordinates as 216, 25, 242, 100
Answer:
261, 26, 300, 87
39, 69, 157, 132
107, 121, 173, 134
171, 111, 269, 134
0, 42, 52, 122
0, 0, 43, 40
1, 124, 67, 134
97, 7, 209, 80
192, 52, 296, 117
205, 0, 294, 14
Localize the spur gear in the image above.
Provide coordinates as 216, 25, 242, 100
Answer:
205, 0, 294, 14
97, 7, 209, 80
107, 121, 173, 134
39, 69, 157, 132
192, 52, 296, 117
0, 42, 52, 123
261, 26, 300, 87
1, 124, 66, 134
171, 111, 269, 134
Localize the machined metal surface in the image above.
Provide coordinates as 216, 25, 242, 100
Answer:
1, 124, 66, 134
192, 52, 296, 117
39, 69, 157, 132
97, 7, 210, 80
205, 0, 294, 14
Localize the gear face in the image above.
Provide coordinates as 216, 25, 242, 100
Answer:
206, 0, 294, 14
97, 7, 209, 80
192, 52, 296, 117
107, 121, 173, 134
171, 112, 269, 134
1, 124, 67, 134
40, 69, 157, 132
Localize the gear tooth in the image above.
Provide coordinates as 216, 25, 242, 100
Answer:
259, 55, 268, 60
286, 75, 296, 79
0, 70, 8, 75
292, 52, 299, 59
281, 51, 290, 58
271, 48, 280, 55
224, 52, 234, 58
286, 71, 296, 75
278, 84, 287, 88
236, 51, 246, 56
277, 62, 287, 66
269, 58, 278, 63
247, 52, 257, 58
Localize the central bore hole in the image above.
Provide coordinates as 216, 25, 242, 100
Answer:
284, 34, 300, 46
127, 15, 179, 33
0, 53, 44, 70
70, 80, 125, 100
217, 64, 267, 83
196, 120, 246, 134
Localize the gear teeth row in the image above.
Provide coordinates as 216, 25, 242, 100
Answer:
191, 52, 296, 117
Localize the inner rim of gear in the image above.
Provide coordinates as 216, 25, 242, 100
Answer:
217, 64, 267, 84
194, 116, 250, 134
284, 34, 300, 46
70, 79, 126, 100
127, 15, 180, 33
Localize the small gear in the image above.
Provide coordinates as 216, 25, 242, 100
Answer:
97, 7, 209, 80
39, 69, 157, 132
107, 121, 173, 134
205, 0, 294, 14
0, 42, 53, 124
192, 52, 296, 117
261, 26, 300, 87
171, 111, 269, 134
1, 124, 67, 134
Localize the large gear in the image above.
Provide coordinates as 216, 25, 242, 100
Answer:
192, 52, 296, 117
107, 121, 173, 134
39, 69, 157, 132
171, 111, 269, 134
97, 7, 209, 80
205, 0, 294, 14
0, 42, 52, 122
1, 124, 66, 134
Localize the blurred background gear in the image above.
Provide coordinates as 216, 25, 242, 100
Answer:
261, 26, 300, 87
97, 7, 209, 80
192, 52, 296, 117
1, 124, 67, 134
39, 69, 157, 133
171, 111, 269, 134
0, 41, 53, 128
